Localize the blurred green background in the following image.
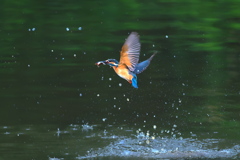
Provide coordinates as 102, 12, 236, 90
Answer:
0, 0, 240, 159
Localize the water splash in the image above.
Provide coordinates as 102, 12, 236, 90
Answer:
79, 136, 240, 159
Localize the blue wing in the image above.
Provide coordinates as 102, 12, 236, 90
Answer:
120, 32, 140, 72
134, 53, 156, 74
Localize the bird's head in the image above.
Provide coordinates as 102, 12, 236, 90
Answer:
105, 59, 119, 67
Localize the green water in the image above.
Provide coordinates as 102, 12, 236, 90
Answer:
0, 0, 240, 159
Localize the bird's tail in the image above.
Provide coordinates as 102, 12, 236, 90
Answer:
131, 75, 138, 88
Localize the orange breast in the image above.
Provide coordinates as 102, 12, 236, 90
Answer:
112, 64, 133, 82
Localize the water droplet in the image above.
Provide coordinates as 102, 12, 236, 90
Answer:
28, 64, 30, 67
109, 78, 112, 81
153, 125, 157, 129
119, 83, 122, 86
178, 98, 182, 103
102, 118, 107, 122
74, 54, 76, 57
78, 27, 82, 30
79, 93, 82, 96
146, 140, 150, 144
127, 98, 129, 101
165, 35, 168, 38
97, 94, 100, 97
66, 27, 70, 31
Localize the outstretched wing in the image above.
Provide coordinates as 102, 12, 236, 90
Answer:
119, 32, 141, 72
134, 53, 156, 74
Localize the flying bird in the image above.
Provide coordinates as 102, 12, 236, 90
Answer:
95, 32, 156, 88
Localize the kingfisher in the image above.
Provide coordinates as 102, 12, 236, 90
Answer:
95, 32, 156, 88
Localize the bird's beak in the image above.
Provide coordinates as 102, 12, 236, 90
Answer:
95, 60, 109, 67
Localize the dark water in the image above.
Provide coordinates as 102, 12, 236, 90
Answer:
1, 0, 240, 159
